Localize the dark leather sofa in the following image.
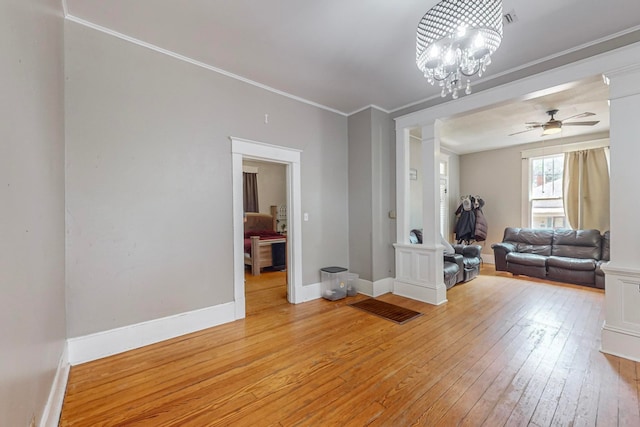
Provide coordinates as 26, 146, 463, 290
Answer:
410, 229, 482, 289
491, 228, 609, 289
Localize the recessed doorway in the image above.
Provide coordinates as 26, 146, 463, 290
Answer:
231, 137, 302, 320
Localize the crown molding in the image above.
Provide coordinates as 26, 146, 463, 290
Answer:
347, 104, 392, 116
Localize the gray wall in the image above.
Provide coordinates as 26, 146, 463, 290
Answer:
370, 108, 395, 281
65, 21, 349, 337
460, 146, 521, 255
348, 110, 373, 279
0, 1, 67, 425
459, 139, 585, 256
348, 107, 395, 282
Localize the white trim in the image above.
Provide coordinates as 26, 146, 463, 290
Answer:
300, 277, 393, 301
302, 282, 322, 302
393, 243, 447, 305
231, 137, 304, 308
393, 280, 448, 306
395, 42, 640, 130
347, 104, 392, 116
520, 137, 610, 159
40, 344, 69, 427
601, 323, 640, 362
67, 302, 235, 365
521, 157, 529, 227
63, 14, 347, 117
357, 277, 394, 297
355, 278, 374, 296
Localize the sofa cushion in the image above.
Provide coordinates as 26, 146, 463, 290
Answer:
503, 227, 553, 256
548, 266, 595, 286
547, 255, 597, 271
463, 257, 481, 269
551, 229, 601, 259
506, 252, 547, 267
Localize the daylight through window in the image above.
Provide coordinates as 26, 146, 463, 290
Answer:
529, 153, 566, 229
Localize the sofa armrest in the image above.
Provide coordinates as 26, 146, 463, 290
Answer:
491, 242, 516, 272
444, 252, 463, 262
444, 253, 464, 284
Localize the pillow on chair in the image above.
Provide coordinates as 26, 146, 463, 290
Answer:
441, 235, 455, 255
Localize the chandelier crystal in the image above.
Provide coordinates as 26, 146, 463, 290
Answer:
416, 0, 503, 99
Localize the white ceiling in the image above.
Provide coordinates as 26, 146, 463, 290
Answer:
438, 76, 611, 154
64, 0, 639, 151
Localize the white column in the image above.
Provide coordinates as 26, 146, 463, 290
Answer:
421, 124, 441, 247
601, 65, 640, 362
395, 127, 411, 244
393, 123, 446, 305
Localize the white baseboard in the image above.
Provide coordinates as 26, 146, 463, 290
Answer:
302, 282, 322, 301
67, 302, 236, 365
393, 279, 447, 305
302, 277, 393, 301
482, 253, 495, 265
357, 277, 393, 297
601, 323, 640, 362
41, 343, 70, 427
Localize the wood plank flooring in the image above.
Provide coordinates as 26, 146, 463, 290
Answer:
59, 267, 640, 426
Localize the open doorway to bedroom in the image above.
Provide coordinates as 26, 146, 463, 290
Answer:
242, 159, 288, 314
231, 137, 302, 320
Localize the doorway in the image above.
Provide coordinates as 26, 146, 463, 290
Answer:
242, 159, 288, 314
231, 137, 302, 320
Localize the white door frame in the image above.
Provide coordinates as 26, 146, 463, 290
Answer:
231, 137, 303, 319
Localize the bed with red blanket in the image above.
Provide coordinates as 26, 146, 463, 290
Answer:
244, 213, 286, 276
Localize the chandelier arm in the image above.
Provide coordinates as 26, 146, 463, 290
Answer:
430, 71, 454, 82
460, 63, 482, 78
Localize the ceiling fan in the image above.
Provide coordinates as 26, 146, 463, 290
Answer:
509, 109, 600, 136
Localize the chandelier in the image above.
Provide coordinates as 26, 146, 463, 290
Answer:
416, 0, 503, 99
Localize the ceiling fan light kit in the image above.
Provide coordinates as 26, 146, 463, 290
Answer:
542, 121, 562, 135
416, 0, 503, 100
509, 109, 600, 137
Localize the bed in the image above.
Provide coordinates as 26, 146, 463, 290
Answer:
244, 212, 287, 276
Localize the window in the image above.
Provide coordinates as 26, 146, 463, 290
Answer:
529, 153, 567, 229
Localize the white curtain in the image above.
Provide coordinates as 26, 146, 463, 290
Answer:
563, 147, 610, 231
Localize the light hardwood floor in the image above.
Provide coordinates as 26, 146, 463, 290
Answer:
59, 267, 640, 426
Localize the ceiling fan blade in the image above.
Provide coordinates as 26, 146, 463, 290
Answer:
508, 128, 536, 136
560, 112, 595, 121
524, 122, 543, 126
562, 121, 600, 126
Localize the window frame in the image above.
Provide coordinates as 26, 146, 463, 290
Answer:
528, 153, 566, 229
520, 138, 609, 228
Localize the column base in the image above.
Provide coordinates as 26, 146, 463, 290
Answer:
393, 279, 447, 305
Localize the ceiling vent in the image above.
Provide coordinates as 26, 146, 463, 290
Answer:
503, 9, 518, 25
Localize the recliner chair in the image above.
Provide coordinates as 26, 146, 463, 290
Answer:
410, 229, 482, 288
